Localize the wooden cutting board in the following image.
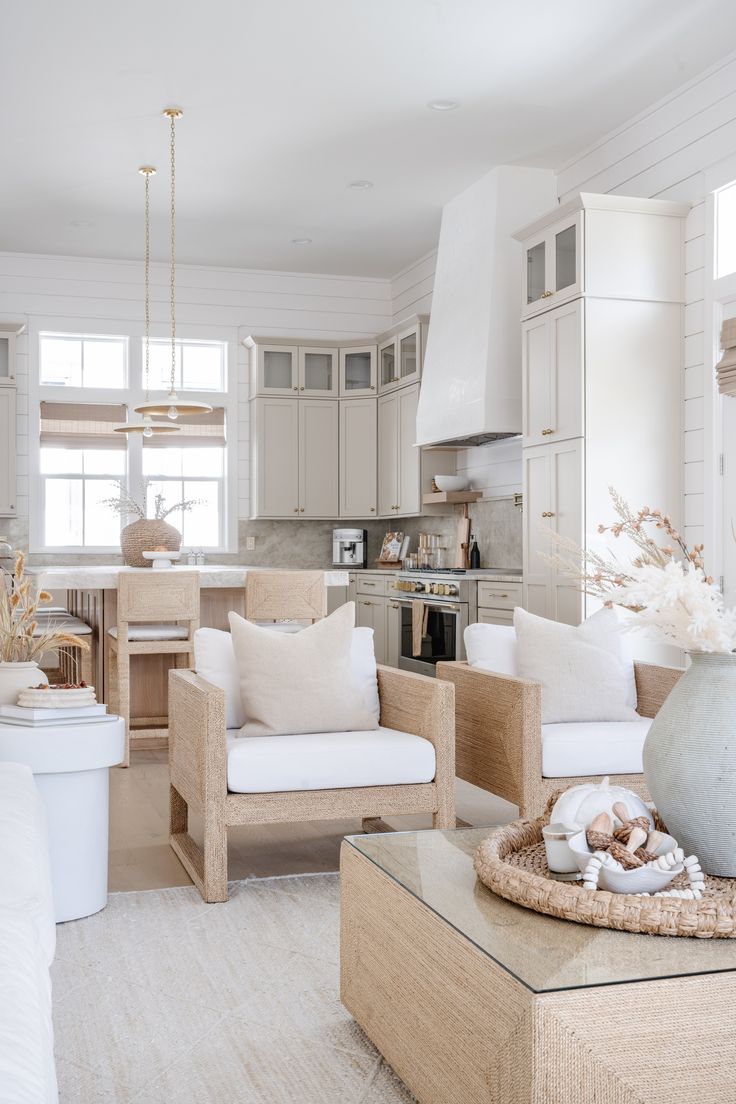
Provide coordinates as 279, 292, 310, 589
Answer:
454, 515, 471, 569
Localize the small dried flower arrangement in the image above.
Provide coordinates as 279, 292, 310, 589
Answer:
548, 487, 736, 654
0, 551, 89, 663
99, 480, 201, 522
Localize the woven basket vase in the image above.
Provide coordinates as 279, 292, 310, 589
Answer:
120, 519, 181, 568
643, 650, 736, 877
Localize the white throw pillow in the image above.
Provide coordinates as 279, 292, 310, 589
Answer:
464, 623, 518, 676
229, 602, 379, 737
194, 627, 247, 729
194, 621, 380, 729
513, 606, 639, 724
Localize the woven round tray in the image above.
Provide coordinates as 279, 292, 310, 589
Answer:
475, 813, 736, 938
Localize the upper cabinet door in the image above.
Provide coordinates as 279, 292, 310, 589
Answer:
0, 333, 18, 387
255, 344, 299, 397
378, 337, 398, 393
254, 398, 300, 517
298, 347, 338, 397
0, 389, 16, 516
298, 399, 339, 517
397, 324, 422, 388
522, 300, 584, 447
521, 212, 583, 320
377, 391, 399, 517
339, 397, 377, 518
339, 345, 377, 396
397, 383, 421, 516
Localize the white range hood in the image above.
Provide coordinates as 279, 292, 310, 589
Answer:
416, 165, 557, 447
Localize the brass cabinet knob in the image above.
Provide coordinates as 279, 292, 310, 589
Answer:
541, 290, 554, 298
541, 428, 555, 436
292, 386, 298, 391
541, 511, 556, 518
370, 384, 375, 390
370, 506, 375, 512
299, 507, 305, 512
299, 385, 305, 391
294, 507, 299, 512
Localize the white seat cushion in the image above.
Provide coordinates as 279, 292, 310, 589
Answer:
108, 623, 189, 641
0, 763, 55, 966
541, 718, 652, 778
226, 726, 435, 793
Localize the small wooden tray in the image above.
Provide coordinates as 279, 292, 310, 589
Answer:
475, 813, 736, 938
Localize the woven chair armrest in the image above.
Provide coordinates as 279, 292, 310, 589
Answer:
436, 661, 542, 812
634, 660, 684, 718
168, 669, 227, 809
376, 664, 454, 747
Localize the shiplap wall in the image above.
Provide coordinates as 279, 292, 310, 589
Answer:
0, 252, 393, 529
555, 51, 736, 549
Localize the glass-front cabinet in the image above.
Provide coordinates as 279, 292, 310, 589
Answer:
522, 213, 582, 318
252, 343, 299, 396
298, 347, 338, 397
378, 322, 422, 394
339, 344, 377, 396
0, 323, 24, 387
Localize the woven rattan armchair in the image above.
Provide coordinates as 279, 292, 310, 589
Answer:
169, 664, 455, 902
436, 660, 683, 818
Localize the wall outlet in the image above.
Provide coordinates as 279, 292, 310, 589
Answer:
246, 536, 255, 551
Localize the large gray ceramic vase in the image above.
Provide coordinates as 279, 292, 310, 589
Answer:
642, 651, 736, 876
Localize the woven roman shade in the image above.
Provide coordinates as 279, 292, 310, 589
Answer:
716, 318, 736, 397
39, 401, 128, 449
142, 406, 226, 448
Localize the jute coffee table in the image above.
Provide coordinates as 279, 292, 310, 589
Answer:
340, 827, 736, 1104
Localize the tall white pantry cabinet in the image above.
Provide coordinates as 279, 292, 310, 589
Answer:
514, 193, 689, 625
0, 323, 23, 518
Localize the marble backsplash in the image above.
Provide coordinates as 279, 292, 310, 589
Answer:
5, 499, 522, 571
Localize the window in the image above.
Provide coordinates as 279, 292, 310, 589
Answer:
40, 334, 127, 387
147, 339, 225, 391
142, 410, 227, 549
35, 330, 234, 552
716, 181, 736, 278
39, 401, 127, 548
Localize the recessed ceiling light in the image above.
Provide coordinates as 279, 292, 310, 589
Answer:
347, 180, 374, 190
291, 237, 312, 245
427, 99, 460, 111
69, 219, 95, 228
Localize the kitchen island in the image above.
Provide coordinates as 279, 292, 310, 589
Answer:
28, 565, 348, 746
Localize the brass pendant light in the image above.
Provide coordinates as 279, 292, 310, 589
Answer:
115, 166, 180, 438
135, 108, 213, 420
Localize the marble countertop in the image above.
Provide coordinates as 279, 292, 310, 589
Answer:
27, 564, 349, 590
349, 568, 522, 583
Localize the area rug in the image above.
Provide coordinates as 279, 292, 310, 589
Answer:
52, 872, 415, 1103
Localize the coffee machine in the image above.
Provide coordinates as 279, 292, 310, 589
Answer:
332, 528, 367, 568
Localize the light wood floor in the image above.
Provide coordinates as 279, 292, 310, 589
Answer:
109, 750, 518, 892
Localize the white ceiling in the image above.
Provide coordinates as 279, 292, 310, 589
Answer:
2, 0, 736, 277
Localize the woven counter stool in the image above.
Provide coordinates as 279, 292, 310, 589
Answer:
32, 609, 94, 686
107, 571, 199, 767
244, 570, 326, 627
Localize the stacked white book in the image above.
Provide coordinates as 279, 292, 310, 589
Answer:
0, 703, 112, 727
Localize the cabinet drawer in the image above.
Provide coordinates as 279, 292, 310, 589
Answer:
477, 608, 514, 626
477, 582, 522, 611
356, 574, 393, 597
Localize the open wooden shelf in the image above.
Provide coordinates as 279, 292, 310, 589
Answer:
422, 490, 483, 505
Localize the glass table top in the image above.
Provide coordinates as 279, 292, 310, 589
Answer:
345, 827, 736, 994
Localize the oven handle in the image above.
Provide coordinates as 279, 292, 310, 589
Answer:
390, 599, 462, 614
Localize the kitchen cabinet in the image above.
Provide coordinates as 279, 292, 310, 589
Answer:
378, 384, 421, 518
515, 193, 687, 322
299, 400, 339, 517
521, 212, 582, 317
0, 323, 24, 387
339, 398, 377, 517
251, 397, 337, 518
477, 581, 522, 626
522, 300, 583, 447
252, 397, 300, 516
516, 193, 687, 628
339, 345, 377, 396
378, 317, 426, 394
522, 439, 583, 625
0, 387, 16, 516
298, 347, 338, 397
356, 595, 388, 665
249, 342, 299, 397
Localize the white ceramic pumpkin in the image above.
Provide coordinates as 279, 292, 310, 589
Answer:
549, 776, 654, 832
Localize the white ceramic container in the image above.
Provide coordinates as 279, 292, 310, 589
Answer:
568, 830, 682, 894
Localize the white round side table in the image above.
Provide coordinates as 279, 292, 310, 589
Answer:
0, 717, 125, 922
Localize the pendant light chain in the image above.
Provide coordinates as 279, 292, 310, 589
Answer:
144, 167, 152, 401
169, 109, 177, 398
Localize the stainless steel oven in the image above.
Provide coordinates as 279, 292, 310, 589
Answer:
391, 572, 475, 677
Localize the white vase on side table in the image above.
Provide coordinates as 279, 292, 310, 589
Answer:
0, 717, 125, 921
0, 661, 48, 706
